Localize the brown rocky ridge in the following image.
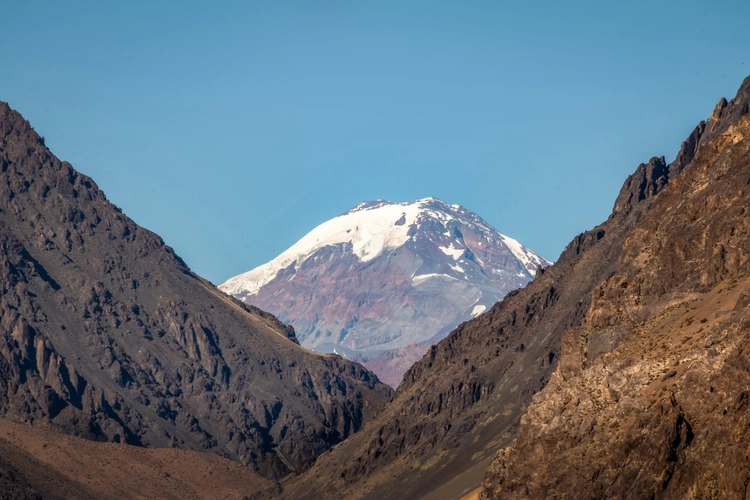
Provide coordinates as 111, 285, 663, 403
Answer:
263, 76, 750, 499
0, 100, 392, 486
480, 76, 750, 499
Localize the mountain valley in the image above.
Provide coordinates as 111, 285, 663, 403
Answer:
1, 74, 750, 500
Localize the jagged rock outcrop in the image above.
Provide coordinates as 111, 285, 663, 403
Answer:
479, 79, 750, 499
0, 101, 392, 480
612, 156, 669, 216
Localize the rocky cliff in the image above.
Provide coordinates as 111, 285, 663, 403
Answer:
481, 77, 750, 499
0, 101, 392, 480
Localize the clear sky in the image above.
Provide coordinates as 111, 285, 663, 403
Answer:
3, 1, 749, 284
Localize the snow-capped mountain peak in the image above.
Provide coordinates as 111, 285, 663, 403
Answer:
219, 198, 552, 387
220, 198, 548, 297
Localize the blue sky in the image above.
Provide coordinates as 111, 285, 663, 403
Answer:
3, 1, 749, 284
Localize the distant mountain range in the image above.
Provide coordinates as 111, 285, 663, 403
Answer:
220, 198, 551, 385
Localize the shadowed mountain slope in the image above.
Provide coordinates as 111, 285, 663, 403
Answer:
0, 101, 392, 481
268, 76, 750, 499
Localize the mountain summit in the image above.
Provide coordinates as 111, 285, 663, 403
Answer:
220, 197, 550, 385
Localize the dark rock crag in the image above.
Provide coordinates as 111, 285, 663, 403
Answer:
0, 101, 392, 480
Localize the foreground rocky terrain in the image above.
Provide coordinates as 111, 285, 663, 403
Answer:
221, 198, 550, 387
264, 77, 750, 499
0, 100, 392, 481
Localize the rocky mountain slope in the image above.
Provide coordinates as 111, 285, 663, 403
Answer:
0, 101, 392, 481
480, 77, 750, 499
220, 198, 550, 386
264, 76, 750, 499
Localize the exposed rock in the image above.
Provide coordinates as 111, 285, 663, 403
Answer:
612, 156, 669, 217
480, 82, 750, 498
669, 121, 705, 179
701, 75, 750, 146
0, 100, 392, 480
